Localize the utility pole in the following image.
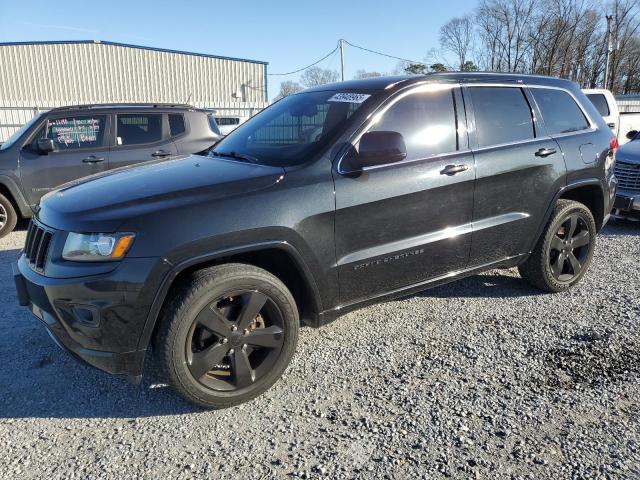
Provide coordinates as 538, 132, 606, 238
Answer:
339, 39, 345, 81
604, 14, 614, 90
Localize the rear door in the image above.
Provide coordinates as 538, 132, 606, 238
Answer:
108, 112, 177, 170
529, 87, 598, 185
464, 85, 566, 266
19, 114, 110, 205
333, 85, 475, 304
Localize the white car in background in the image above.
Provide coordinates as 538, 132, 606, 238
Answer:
583, 88, 640, 145
214, 115, 247, 135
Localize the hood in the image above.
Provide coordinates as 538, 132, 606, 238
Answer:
617, 140, 640, 164
37, 155, 285, 232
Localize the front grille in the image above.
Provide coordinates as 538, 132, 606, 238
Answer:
614, 160, 640, 192
24, 221, 53, 271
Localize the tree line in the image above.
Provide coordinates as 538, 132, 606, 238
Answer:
434, 0, 639, 94
275, 0, 639, 99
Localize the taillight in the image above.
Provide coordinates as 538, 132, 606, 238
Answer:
606, 137, 617, 173
610, 137, 619, 153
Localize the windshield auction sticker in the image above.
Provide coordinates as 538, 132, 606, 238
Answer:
328, 93, 371, 103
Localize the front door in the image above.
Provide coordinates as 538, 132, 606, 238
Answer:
333, 85, 475, 305
19, 114, 110, 206
108, 113, 177, 170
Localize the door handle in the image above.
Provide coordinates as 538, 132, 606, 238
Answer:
82, 155, 105, 164
151, 150, 171, 158
607, 122, 616, 128
535, 147, 557, 158
440, 164, 469, 176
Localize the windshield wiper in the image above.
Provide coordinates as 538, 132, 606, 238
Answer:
211, 151, 260, 164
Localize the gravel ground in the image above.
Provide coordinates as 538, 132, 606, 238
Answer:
1, 221, 639, 479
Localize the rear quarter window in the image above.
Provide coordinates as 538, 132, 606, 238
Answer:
531, 88, 590, 135
586, 94, 610, 117
169, 114, 186, 136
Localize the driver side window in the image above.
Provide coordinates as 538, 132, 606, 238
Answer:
42, 115, 107, 151
368, 89, 459, 161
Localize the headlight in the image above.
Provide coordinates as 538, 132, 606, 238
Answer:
62, 232, 135, 261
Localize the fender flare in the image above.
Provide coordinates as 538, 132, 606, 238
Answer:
0, 175, 32, 218
135, 240, 323, 352
528, 178, 605, 253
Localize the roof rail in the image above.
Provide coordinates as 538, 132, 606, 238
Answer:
50, 103, 196, 111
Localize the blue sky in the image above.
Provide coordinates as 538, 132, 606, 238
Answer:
0, 0, 479, 100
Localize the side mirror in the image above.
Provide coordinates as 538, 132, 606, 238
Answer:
626, 130, 639, 141
36, 138, 55, 154
347, 131, 407, 171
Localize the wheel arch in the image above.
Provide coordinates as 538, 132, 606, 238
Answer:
526, 179, 606, 256
138, 241, 323, 353
557, 181, 605, 231
0, 175, 32, 218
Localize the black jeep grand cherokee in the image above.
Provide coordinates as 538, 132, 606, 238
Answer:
14, 73, 617, 408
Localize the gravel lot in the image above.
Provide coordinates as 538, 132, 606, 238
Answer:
1, 221, 639, 479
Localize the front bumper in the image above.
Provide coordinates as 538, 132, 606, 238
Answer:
13, 254, 167, 378
613, 190, 640, 218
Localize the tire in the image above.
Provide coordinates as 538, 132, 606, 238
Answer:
518, 199, 596, 293
0, 193, 18, 239
157, 263, 299, 408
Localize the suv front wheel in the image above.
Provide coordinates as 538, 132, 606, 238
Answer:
519, 199, 596, 293
157, 263, 299, 408
0, 193, 18, 239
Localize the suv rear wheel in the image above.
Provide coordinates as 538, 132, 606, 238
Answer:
0, 193, 17, 239
157, 263, 299, 408
519, 199, 596, 292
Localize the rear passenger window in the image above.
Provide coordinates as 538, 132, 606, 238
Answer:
117, 114, 162, 145
369, 88, 458, 160
469, 87, 535, 147
586, 94, 610, 117
532, 89, 590, 134
44, 115, 106, 150
169, 114, 186, 136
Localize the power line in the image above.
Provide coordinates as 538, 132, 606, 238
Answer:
342, 39, 422, 65
268, 44, 340, 76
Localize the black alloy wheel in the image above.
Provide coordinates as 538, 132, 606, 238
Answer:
186, 290, 285, 391
0, 193, 17, 239
548, 213, 591, 283
158, 263, 299, 408
518, 199, 596, 293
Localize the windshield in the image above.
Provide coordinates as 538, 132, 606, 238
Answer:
211, 90, 376, 167
0, 112, 45, 151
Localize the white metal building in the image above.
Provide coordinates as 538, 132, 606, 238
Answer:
0, 40, 269, 141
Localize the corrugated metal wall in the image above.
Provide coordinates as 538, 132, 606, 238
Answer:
0, 41, 269, 141
0, 41, 267, 104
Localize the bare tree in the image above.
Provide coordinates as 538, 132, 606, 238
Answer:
606, 0, 640, 91
274, 81, 304, 101
475, 0, 537, 72
433, 0, 640, 92
440, 15, 474, 70
300, 67, 339, 87
353, 69, 383, 79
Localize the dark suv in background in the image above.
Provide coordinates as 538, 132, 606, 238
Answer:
0, 103, 222, 237
612, 129, 640, 219
14, 73, 617, 408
